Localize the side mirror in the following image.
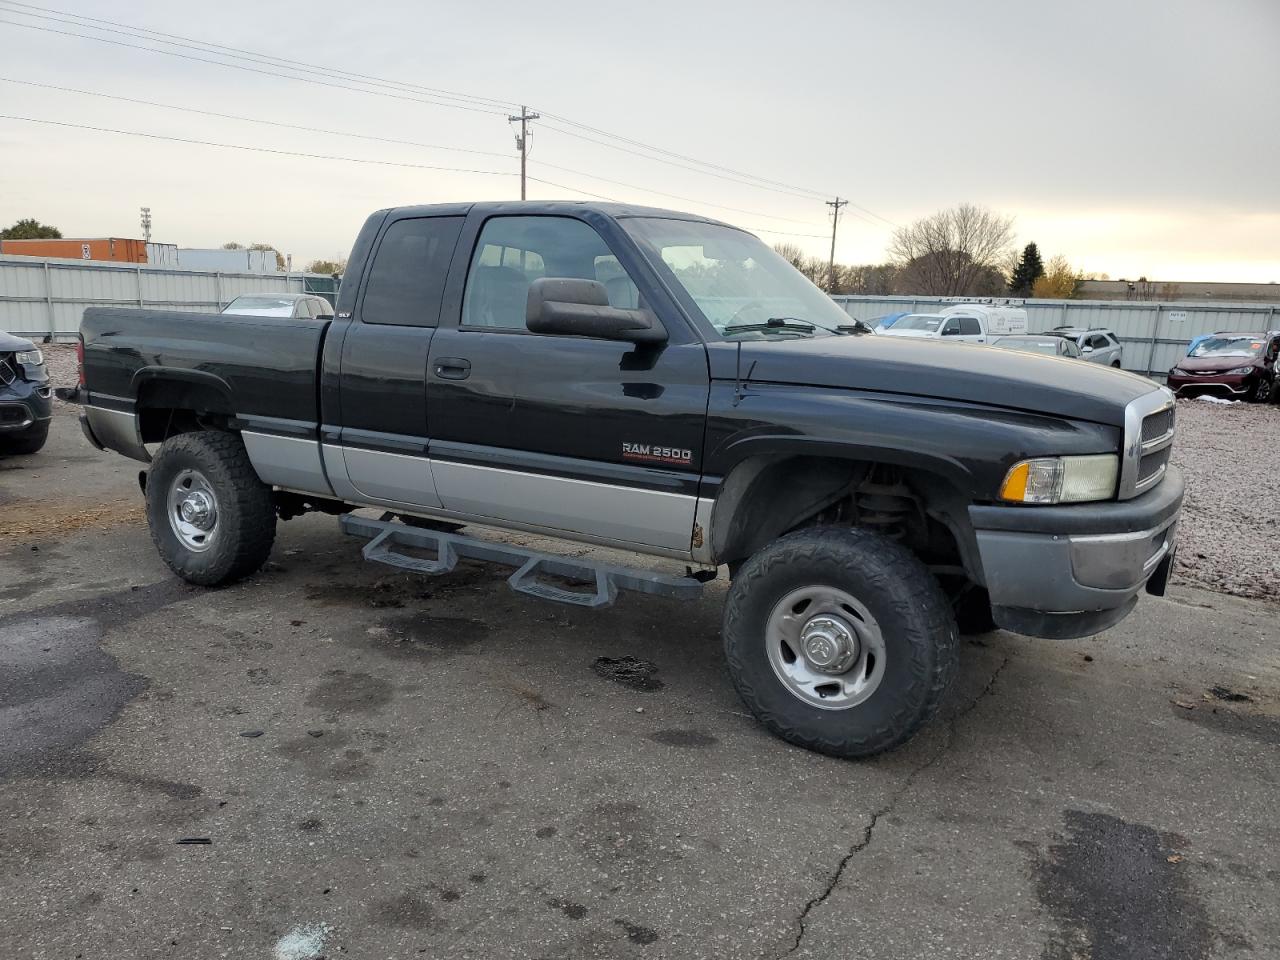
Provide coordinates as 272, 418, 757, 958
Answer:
941, 327, 960, 337
1081, 344, 1094, 353
526, 278, 666, 344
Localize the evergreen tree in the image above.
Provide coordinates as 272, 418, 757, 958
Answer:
1008, 242, 1045, 296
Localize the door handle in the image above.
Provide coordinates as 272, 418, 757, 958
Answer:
433, 357, 471, 380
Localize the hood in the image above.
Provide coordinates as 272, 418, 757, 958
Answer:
0, 331, 36, 352
709, 335, 1159, 427
1179, 355, 1258, 373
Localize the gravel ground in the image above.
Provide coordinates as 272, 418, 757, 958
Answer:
41, 343, 78, 406
1170, 397, 1280, 600
36, 342, 1277, 599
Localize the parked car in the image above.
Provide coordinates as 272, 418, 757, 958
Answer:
0, 332, 53, 455
72, 201, 1182, 759
871, 311, 910, 332
991, 335, 1082, 359
879, 303, 1028, 344
220, 294, 334, 319
1042, 327, 1124, 367
1167, 331, 1279, 402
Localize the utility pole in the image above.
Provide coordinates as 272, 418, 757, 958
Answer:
140, 206, 152, 242
508, 106, 540, 200
825, 197, 847, 293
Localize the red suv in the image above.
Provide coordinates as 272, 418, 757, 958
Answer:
1167, 331, 1280, 402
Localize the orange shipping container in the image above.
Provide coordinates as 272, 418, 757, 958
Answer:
0, 237, 148, 263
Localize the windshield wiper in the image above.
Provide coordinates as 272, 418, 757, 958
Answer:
723, 317, 816, 336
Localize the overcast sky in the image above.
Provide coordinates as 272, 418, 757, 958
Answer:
2, 0, 1277, 280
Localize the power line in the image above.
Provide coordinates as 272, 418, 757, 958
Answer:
1, 76, 827, 232
0, 0, 514, 113
0, 0, 518, 112
540, 111, 833, 201
0, 77, 512, 159
0, 2, 897, 227
0, 114, 515, 176
531, 158, 825, 225
0, 112, 828, 240
0, 17, 512, 117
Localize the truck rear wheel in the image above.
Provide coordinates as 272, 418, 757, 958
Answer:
146, 431, 276, 586
723, 526, 958, 758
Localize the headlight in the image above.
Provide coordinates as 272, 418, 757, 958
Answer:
15, 348, 44, 366
1170, 367, 1186, 377
1227, 366, 1254, 376
999, 454, 1119, 504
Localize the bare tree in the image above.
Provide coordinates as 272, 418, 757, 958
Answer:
888, 204, 1016, 296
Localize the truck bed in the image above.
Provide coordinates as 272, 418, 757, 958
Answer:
80, 307, 329, 429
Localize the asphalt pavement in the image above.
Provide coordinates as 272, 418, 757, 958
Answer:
1, 406, 1277, 959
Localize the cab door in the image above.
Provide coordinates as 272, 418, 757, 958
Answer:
942, 314, 985, 344
328, 214, 465, 508
425, 212, 710, 553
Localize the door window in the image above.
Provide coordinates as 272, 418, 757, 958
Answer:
956, 316, 982, 336
360, 216, 464, 327
940, 318, 961, 336
461, 216, 640, 330
1088, 333, 1110, 350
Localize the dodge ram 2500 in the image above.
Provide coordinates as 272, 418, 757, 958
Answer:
75, 201, 1182, 758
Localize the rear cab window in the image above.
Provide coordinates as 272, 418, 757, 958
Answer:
360, 217, 465, 327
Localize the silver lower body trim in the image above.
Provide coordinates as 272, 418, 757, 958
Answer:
242, 431, 332, 495
84, 405, 149, 462
431, 460, 696, 552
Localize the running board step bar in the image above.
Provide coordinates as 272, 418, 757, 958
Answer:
340, 515, 704, 608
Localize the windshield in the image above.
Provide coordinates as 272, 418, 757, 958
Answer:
222, 296, 296, 317
891, 314, 946, 332
1190, 336, 1264, 359
993, 338, 1059, 356
621, 218, 852, 337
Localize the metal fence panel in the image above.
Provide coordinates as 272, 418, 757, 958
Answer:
0, 254, 322, 338
832, 295, 1280, 379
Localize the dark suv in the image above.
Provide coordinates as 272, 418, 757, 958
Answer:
1167, 331, 1279, 402
0, 332, 52, 454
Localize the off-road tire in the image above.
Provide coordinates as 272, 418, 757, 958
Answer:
0, 419, 49, 455
146, 430, 276, 586
723, 526, 958, 759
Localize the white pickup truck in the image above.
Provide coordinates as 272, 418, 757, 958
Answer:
879, 303, 1029, 344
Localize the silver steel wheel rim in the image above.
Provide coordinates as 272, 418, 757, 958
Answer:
167, 468, 219, 553
765, 585, 887, 711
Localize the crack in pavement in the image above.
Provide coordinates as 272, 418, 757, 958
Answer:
776, 654, 1012, 959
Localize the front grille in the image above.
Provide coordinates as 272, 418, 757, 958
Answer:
0, 354, 15, 386
1122, 393, 1177, 498
1141, 406, 1174, 443
1138, 446, 1171, 485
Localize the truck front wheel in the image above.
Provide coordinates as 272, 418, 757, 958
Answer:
146, 431, 276, 586
723, 526, 958, 758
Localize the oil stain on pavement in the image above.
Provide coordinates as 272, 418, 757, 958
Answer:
1031, 809, 1219, 960
0, 615, 146, 777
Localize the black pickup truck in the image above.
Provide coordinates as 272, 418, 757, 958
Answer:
76, 201, 1182, 758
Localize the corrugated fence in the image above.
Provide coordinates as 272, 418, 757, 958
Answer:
0, 254, 335, 338
832, 295, 1280, 379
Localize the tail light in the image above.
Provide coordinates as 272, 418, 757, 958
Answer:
76, 337, 85, 388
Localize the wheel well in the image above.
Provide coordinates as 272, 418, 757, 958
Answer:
136, 379, 234, 444
711, 455, 984, 584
